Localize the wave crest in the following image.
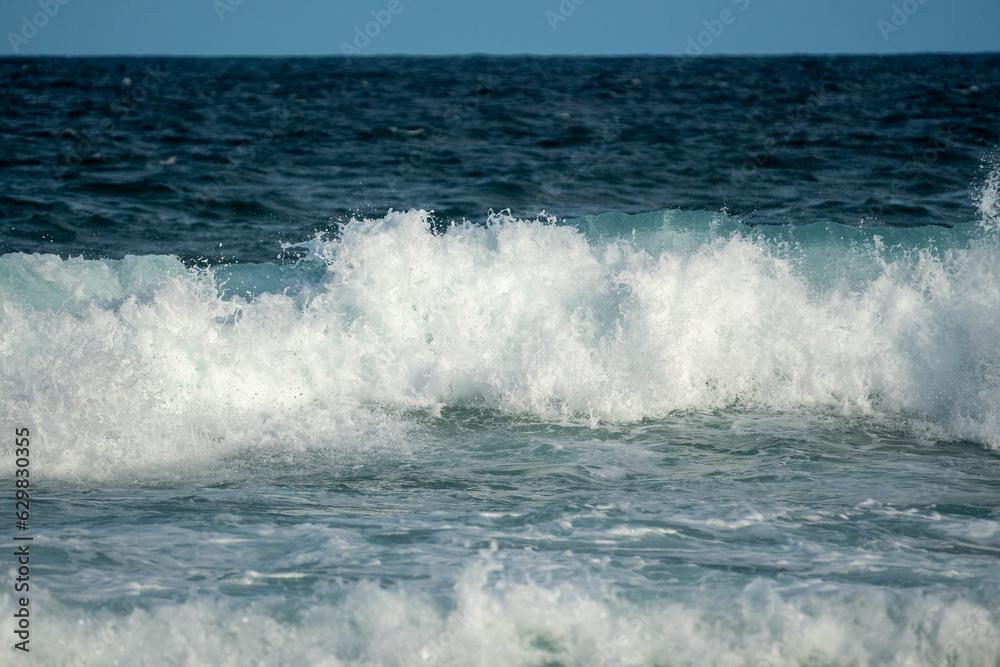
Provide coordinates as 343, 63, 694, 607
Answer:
2, 209, 1000, 477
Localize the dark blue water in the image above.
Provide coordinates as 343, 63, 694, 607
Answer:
3, 54, 999, 260
2, 55, 1000, 665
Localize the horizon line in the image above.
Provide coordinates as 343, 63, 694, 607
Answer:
4, 50, 999, 59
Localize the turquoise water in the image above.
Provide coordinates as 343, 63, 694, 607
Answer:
20, 413, 1000, 665
4, 51, 1000, 667
3, 203, 1000, 664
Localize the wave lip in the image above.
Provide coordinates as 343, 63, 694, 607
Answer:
2, 207, 1000, 478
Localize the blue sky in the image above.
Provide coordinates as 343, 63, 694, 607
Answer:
3, 0, 999, 56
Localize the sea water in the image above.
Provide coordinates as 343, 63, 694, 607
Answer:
1, 55, 999, 666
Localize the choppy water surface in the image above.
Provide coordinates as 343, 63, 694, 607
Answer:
1, 55, 1000, 665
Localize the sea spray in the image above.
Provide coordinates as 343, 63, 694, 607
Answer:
3, 209, 1000, 481
975, 158, 1000, 231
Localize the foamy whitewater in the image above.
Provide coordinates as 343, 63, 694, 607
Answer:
4, 203, 1000, 473
2, 197, 1000, 664
2, 54, 1000, 666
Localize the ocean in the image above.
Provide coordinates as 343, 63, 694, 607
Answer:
2, 54, 1000, 665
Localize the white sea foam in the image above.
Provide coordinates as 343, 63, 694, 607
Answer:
5, 555, 998, 666
2, 207, 1000, 479
976, 155, 1000, 231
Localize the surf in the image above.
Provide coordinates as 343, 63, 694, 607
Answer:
2, 199, 1000, 480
